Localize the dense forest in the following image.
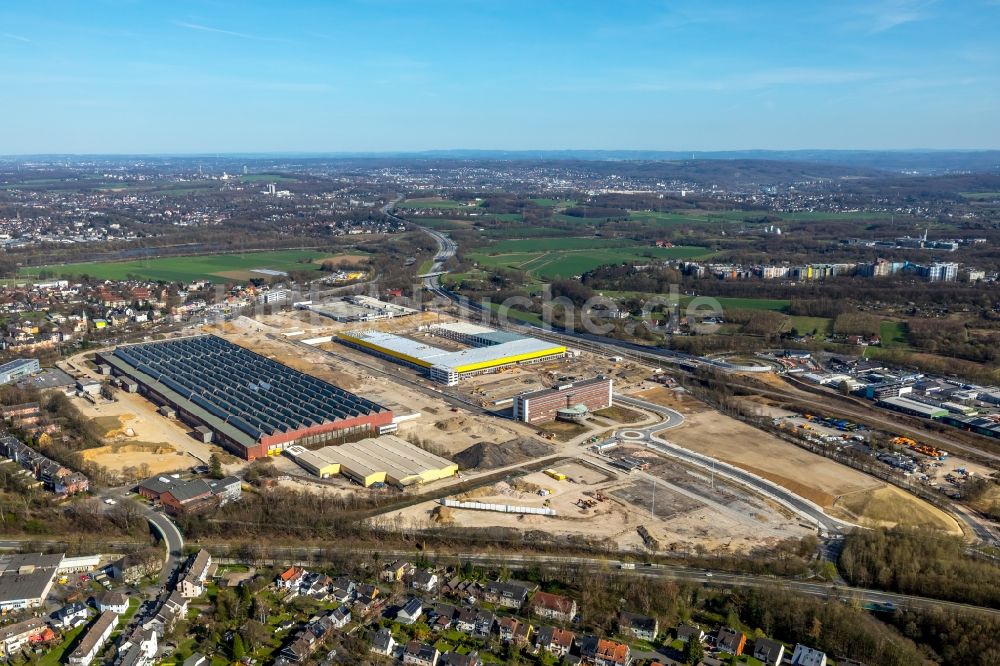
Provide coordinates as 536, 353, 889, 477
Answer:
839, 528, 1000, 609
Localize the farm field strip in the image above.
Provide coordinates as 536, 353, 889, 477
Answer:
19, 249, 344, 282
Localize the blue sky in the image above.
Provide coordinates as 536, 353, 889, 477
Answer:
1, 0, 998, 153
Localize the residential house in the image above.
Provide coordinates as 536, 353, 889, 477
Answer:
303, 573, 333, 600
498, 617, 532, 645
439, 651, 482, 666
277, 566, 306, 590
432, 608, 454, 632
52, 601, 91, 628
530, 591, 577, 623
371, 627, 396, 656
330, 605, 351, 629
594, 638, 632, 666
536, 626, 574, 658
381, 560, 410, 583
68, 611, 118, 666
328, 575, 354, 602
619, 611, 658, 642
182, 654, 208, 666
178, 549, 212, 598
403, 640, 440, 666
411, 569, 439, 592
397, 597, 423, 625
676, 624, 705, 643
791, 644, 828, 666
110, 552, 159, 584
473, 610, 495, 637
279, 631, 317, 664
483, 580, 531, 609
0, 619, 45, 659
93, 591, 129, 614
454, 606, 477, 633
716, 627, 747, 656
753, 638, 786, 666
117, 628, 157, 666
441, 576, 463, 596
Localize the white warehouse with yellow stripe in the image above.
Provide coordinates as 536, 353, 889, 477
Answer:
336, 322, 565, 385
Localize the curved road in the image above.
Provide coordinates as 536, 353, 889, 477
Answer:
614, 394, 852, 535
394, 205, 855, 536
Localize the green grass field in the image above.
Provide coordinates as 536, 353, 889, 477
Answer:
418, 218, 471, 230
682, 296, 791, 312
880, 320, 909, 347
788, 315, 833, 336
402, 197, 470, 209
480, 212, 522, 221
482, 226, 568, 238
19, 249, 336, 282
486, 302, 544, 326
628, 210, 723, 225
552, 212, 625, 224
490, 237, 636, 252
471, 244, 710, 279
530, 198, 574, 207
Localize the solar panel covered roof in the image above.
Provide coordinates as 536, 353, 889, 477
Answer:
108, 335, 387, 443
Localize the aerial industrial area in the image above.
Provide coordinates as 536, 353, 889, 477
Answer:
0, 146, 997, 666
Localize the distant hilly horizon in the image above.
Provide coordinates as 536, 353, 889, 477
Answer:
4, 148, 999, 173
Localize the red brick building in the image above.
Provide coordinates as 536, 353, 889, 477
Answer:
512, 377, 613, 424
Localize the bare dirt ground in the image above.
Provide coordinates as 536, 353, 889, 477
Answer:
312, 254, 369, 267
659, 410, 882, 507
382, 453, 812, 555
632, 387, 706, 414
82, 442, 185, 476
831, 485, 961, 535
69, 392, 218, 474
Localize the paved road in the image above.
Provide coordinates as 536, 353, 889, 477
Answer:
100, 486, 185, 578
401, 211, 850, 535
218, 544, 1000, 618
613, 394, 851, 535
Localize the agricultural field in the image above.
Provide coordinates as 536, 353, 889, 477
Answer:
470, 238, 710, 280
627, 209, 900, 225
788, 315, 834, 336
880, 320, 910, 347
490, 237, 637, 252
686, 296, 790, 313
402, 197, 471, 209
415, 218, 473, 231
482, 226, 569, 238
529, 197, 575, 207
19, 249, 345, 282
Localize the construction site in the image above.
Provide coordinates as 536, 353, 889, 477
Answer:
382, 455, 815, 554
44, 301, 973, 551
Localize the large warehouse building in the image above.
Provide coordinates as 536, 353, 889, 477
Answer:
98, 335, 393, 460
513, 377, 613, 424
337, 325, 565, 385
285, 435, 458, 488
